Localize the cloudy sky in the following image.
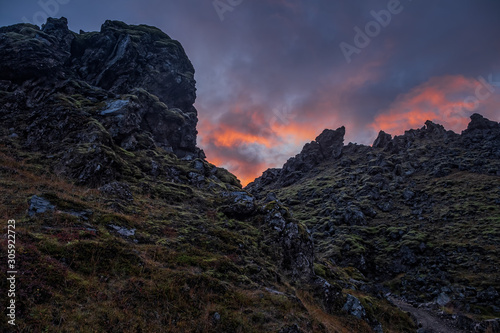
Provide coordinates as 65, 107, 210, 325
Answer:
1, 0, 499, 185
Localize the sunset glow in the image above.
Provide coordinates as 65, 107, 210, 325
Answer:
369, 75, 499, 136
200, 74, 499, 186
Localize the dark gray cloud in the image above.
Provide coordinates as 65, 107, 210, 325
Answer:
1, 0, 499, 184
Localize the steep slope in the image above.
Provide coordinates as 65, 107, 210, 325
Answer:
247, 114, 500, 331
0, 18, 416, 332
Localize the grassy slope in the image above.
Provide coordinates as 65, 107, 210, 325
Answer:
0, 140, 416, 332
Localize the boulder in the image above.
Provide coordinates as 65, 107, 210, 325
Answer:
342, 294, 366, 319
373, 131, 392, 148
220, 191, 256, 217
436, 292, 451, 306
316, 126, 345, 159
466, 113, 500, 131
28, 195, 55, 216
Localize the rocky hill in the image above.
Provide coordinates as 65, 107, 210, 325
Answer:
248, 114, 500, 332
1, 17, 498, 333
0, 18, 424, 332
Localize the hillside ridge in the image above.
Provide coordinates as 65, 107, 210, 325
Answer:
248, 113, 500, 192
0, 17, 498, 332
247, 113, 500, 332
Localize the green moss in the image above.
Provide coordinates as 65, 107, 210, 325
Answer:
357, 293, 416, 332
215, 167, 242, 188
151, 182, 194, 202
162, 108, 185, 122
130, 24, 171, 40
314, 263, 327, 278
341, 234, 366, 254
96, 213, 133, 227
153, 40, 177, 48
344, 267, 366, 281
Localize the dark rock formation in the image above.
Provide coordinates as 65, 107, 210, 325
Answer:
466, 113, 500, 131
247, 113, 500, 324
248, 126, 345, 191
373, 130, 392, 148
249, 114, 500, 195
0, 17, 202, 186
262, 201, 315, 283
71, 19, 197, 117
316, 127, 345, 159
342, 294, 366, 319
220, 190, 256, 217
28, 195, 55, 216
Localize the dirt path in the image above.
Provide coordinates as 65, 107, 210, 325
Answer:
389, 297, 465, 333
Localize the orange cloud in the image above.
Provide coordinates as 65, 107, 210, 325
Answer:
369, 75, 499, 137
198, 119, 272, 186
199, 116, 319, 186
195, 46, 392, 186
211, 125, 274, 148
198, 72, 499, 187
198, 74, 500, 186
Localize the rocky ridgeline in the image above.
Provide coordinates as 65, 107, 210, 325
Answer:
247, 114, 500, 331
248, 114, 500, 193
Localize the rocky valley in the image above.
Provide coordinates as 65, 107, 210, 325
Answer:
0, 18, 498, 332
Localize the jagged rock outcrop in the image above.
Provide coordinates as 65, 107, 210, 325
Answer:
247, 113, 500, 326
0, 17, 202, 186
249, 114, 500, 196
316, 127, 345, 159
373, 130, 392, 148
248, 126, 346, 191
1, 17, 196, 114
466, 113, 500, 131
262, 200, 315, 282
71, 19, 197, 117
